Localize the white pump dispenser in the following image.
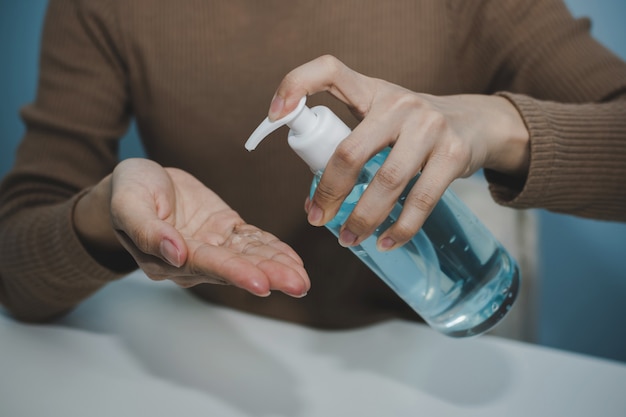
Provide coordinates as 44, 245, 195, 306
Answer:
245, 97, 351, 173
245, 96, 520, 338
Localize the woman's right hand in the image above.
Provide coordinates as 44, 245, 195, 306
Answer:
74, 158, 310, 298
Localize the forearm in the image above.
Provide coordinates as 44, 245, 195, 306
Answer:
74, 174, 137, 271
0, 193, 130, 322
480, 95, 530, 179
455, 0, 626, 221
0, 0, 137, 321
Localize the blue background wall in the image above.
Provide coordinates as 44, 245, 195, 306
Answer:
537, 0, 626, 363
0, 0, 144, 173
1, 1, 625, 362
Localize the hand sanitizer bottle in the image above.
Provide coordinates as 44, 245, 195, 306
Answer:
245, 97, 520, 337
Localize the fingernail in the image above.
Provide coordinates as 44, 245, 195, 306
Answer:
304, 197, 312, 213
249, 280, 271, 297
160, 239, 182, 267
339, 229, 358, 247
307, 203, 323, 225
268, 95, 285, 121
378, 237, 396, 252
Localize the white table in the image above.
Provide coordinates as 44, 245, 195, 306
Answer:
1, 271, 625, 417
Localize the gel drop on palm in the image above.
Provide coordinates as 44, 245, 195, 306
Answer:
245, 97, 520, 337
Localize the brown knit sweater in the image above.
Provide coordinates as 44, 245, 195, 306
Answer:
1, 0, 625, 324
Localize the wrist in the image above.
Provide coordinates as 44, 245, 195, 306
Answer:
74, 174, 120, 252
74, 175, 137, 272
484, 95, 530, 178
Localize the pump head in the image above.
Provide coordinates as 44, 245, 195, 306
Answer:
245, 96, 352, 173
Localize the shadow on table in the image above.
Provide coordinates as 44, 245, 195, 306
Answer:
59, 277, 303, 417
57, 273, 513, 415
310, 321, 513, 407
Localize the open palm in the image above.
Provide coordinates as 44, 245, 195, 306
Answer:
110, 158, 310, 298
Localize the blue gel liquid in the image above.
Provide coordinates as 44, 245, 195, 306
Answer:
312, 148, 520, 337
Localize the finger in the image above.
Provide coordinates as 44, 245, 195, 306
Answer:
222, 223, 306, 268
169, 274, 231, 289
377, 154, 459, 251
308, 110, 399, 229
269, 55, 373, 121
188, 243, 310, 298
170, 257, 308, 297
307, 129, 369, 226
268, 239, 306, 268
226, 235, 306, 278
113, 230, 178, 281
338, 129, 427, 246
111, 190, 188, 268
222, 230, 310, 294
254, 243, 310, 291
256, 258, 310, 297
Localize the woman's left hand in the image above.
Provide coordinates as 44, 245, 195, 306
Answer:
268, 55, 529, 250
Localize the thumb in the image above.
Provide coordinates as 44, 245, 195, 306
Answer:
158, 235, 185, 268
268, 55, 370, 121
112, 195, 188, 268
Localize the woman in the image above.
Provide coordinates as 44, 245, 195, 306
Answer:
1, 0, 625, 326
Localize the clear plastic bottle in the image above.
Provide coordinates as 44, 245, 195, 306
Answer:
246, 97, 520, 337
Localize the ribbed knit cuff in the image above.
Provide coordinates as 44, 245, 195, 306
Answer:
485, 92, 554, 209
487, 91, 626, 221
1, 190, 129, 318
64, 188, 134, 284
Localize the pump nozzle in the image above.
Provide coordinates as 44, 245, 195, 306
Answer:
245, 96, 352, 173
245, 97, 314, 151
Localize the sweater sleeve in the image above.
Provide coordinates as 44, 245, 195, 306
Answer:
453, 0, 626, 221
0, 0, 135, 321
487, 92, 626, 221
